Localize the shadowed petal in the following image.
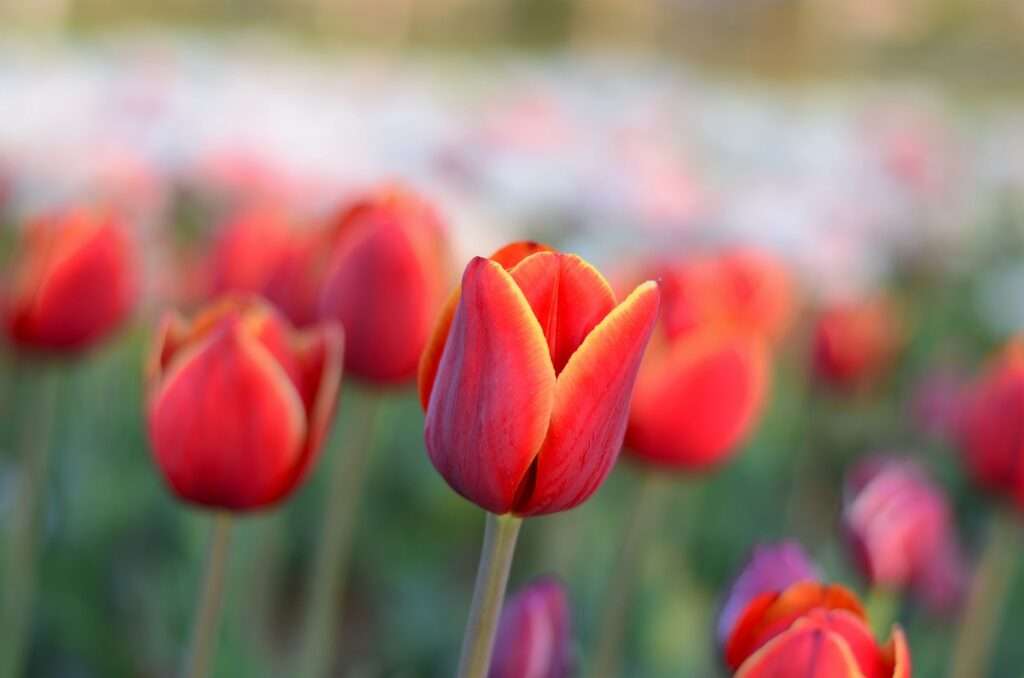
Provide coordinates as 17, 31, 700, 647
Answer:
418, 287, 461, 409
515, 281, 659, 516
424, 258, 556, 514
735, 623, 865, 678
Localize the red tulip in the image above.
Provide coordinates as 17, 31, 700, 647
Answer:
960, 340, 1024, 508
207, 205, 326, 327
812, 297, 901, 390
724, 581, 910, 678
623, 258, 769, 470
320, 184, 450, 384
4, 207, 138, 353
418, 241, 660, 516
843, 457, 965, 610
717, 249, 798, 345
489, 577, 573, 678
147, 296, 343, 510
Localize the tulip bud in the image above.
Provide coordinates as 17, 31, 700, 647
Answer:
147, 296, 343, 510
4, 207, 138, 354
319, 184, 451, 384
717, 542, 818, 648
489, 577, 573, 678
717, 249, 797, 345
418, 241, 660, 516
811, 297, 901, 390
623, 257, 770, 471
207, 205, 326, 328
723, 580, 911, 678
843, 457, 965, 609
960, 340, 1024, 509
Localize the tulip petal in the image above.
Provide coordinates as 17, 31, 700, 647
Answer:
627, 331, 768, 469
800, 609, 889, 678
424, 257, 556, 514
263, 321, 345, 505
514, 281, 660, 516
490, 240, 553, 269
735, 623, 866, 678
885, 626, 911, 678
418, 286, 461, 410
725, 582, 865, 670
509, 252, 617, 374
149, 318, 308, 510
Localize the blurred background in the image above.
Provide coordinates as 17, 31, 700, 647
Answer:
2, 1, 1024, 676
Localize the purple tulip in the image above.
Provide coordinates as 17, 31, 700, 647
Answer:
489, 577, 573, 678
716, 541, 818, 647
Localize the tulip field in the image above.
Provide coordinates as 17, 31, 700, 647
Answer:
2, 20, 1024, 678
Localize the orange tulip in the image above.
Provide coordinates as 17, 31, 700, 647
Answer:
812, 297, 901, 390
4, 207, 138, 353
320, 184, 451, 384
624, 257, 770, 470
207, 205, 326, 327
418, 241, 660, 515
147, 296, 343, 510
725, 581, 911, 678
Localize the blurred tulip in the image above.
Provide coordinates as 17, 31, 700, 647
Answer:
489, 577, 573, 678
146, 295, 343, 510
717, 249, 798, 345
843, 456, 966, 611
207, 205, 325, 327
419, 241, 660, 516
724, 580, 911, 678
320, 184, 451, 384
624, 257, 770, 471
717, 542, 819, 648
960, 340, 1024, 508
3, 206, 138, 354
812, 297, 901, 390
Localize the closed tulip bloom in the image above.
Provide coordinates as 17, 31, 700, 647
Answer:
717, 249, 797, 345
418, 241, 660, 516
147, 296, 343, 510
960, 340, 1024, 508
843, 457, 964, 601
717, 542, 819, 648
4, 207, 138, 353
490, 577, 573, 678
320, 184, 450, 384
812, 297, 901, 390
624, 259, 769, 470
207, 205, 325, 327
724, 580, 911, 678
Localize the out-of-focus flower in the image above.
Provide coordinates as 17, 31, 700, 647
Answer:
207, 205, 326, 327
624, 257, 770, 471
811, 296, 902, 390
723, 580, 910, 678
320, 184, 451, 384
717, 250, 798, 346
3, 206, 138, 354
489, 577, 573, 678
843, 457, 967, 612
418, 241, 660, 516
960, 340, 1024, 509
146, 296, 343, 511
717, 542, 819, 648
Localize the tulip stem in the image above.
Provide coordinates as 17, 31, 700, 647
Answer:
591, 471, 674, 678
295, 391, 383, 678
950, 510, 1019, 678
0, 366, 60, 678
457, 512, 523, 678
865, 587, 900, 639
184, 513, 233, 678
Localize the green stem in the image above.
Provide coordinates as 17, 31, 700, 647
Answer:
0, 367, 60, 678
864, 586, 900, 638
591, 471, 674, 678
950, 511, 1019, 678
184, 514, 234, 678
456, 512, 523, 678
295, 392, 382, 678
